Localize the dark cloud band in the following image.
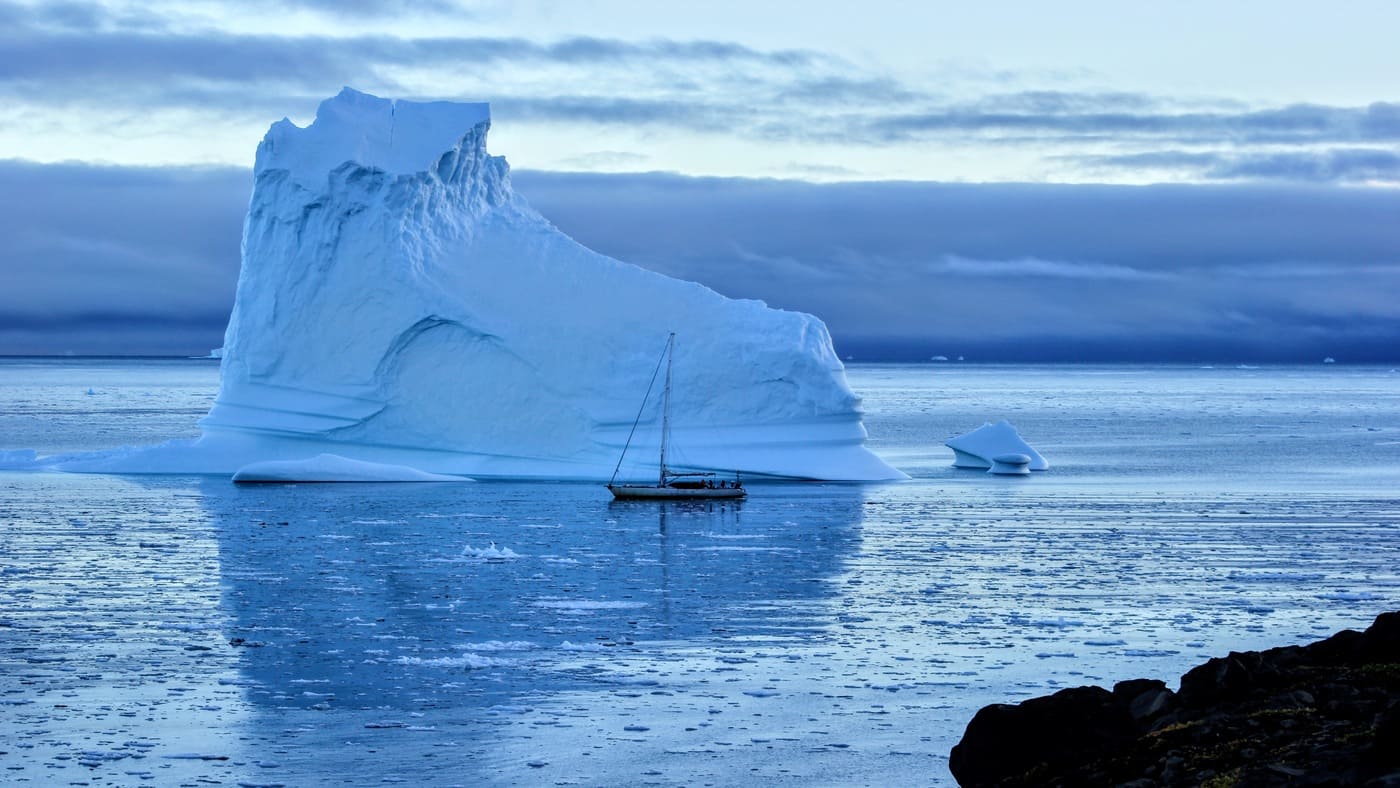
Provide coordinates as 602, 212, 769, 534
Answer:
3, 160, 1397, 361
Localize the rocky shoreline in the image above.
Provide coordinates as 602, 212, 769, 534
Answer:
950, 611, 1400, 786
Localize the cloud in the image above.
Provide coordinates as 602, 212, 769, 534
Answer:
4, 160, 1399, 360
853, 100, 1400, 146
1073, 147, 1400, 184
554, 150, 651, 169
927, 255, 1175, 281
0, 159, 247, 353
0, 26, 827, 95
492, 96, 747, 132
512, 171, 1400, 361
251, 0, 465, 18
0, 17, 842, 143
3, 2, 1395, 187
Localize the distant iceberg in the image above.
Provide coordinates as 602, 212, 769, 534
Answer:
55, 88, 901, 481
945, 420, 1048, 472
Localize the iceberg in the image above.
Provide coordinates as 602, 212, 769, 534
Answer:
945, 420, 1048, 472
0, 449, 39, 469
57, 88, 901, 481
231, 454, 471, 483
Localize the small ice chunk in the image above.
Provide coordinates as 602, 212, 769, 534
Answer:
231, 453, 472, 483
1316, 590, 1378, 601
945, 420, 1048, 471
460, 543, 521, 561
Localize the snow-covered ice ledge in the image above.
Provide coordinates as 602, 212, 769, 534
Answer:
54, 88, 902, 481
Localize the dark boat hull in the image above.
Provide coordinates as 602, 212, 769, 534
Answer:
607, 484, 747, 500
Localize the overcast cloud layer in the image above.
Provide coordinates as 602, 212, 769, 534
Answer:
3, 159, 1397, 361
1, 0, 1398, 184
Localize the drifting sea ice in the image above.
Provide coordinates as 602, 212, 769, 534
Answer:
2, 362, 1398, 786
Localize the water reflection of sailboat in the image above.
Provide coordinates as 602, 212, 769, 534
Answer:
607, 333, 746, 500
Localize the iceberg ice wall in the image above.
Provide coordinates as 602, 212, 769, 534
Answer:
67, 88, 901, 481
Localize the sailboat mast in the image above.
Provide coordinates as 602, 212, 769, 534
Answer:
659, 332, 675, 485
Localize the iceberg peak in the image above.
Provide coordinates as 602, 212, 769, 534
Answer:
258, 87, 492, 190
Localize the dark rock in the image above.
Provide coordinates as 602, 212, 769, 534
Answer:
1112, 677, 1165, 702
1128, 688, 1174, 722
949, 611, 1400, 786
947, 685, 1134, 786
1374, 704, 1400, 766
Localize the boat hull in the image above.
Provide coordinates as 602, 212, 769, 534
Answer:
608, 485, 747, 500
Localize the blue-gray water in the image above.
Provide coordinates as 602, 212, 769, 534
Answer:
2, 359, 1398, 786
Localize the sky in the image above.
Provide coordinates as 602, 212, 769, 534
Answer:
1, 0, 1398, 360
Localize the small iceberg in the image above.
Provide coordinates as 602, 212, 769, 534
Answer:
945, 420, 1048, 472
231, 454, 473, 483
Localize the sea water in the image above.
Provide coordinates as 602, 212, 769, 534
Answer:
2, 359, 1398, 786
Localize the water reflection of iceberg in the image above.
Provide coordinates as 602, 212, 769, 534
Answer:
201, 479, 864, 782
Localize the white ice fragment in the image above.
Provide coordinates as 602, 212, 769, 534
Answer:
457, 640, 537, 651
1316, 590, 1379, 601
394, 654, 510, 668
558, 640, 606, 651
231, 453, 471, 483
460, 543, 521, 561
532, 599, 647, 611
945, 420, 1048, 471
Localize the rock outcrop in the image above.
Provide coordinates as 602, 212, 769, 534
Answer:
949, 611, 1400, 786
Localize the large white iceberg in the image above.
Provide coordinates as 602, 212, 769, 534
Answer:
58, 88, 900, 481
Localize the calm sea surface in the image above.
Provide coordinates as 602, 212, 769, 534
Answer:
2, 359, 1398, 786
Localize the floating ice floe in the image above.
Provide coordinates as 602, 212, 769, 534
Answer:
460, 543, 521, 561
231, 454, 471, 483
945, 420, 1048, 473
49, 87, 901, 482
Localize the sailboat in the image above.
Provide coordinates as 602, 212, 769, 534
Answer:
607, 333, 747, 500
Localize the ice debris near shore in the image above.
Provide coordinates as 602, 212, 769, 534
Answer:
231, 454, 470, 483
54, 88, 901, 481
946, 420, 1048, 473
